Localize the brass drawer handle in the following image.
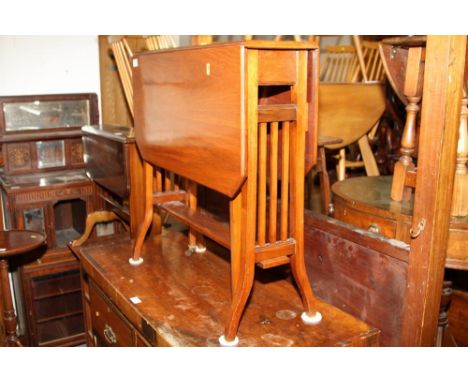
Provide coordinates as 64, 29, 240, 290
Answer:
410, 218, 426, 239
367, 224, 380, 234
103, 324, 117, 344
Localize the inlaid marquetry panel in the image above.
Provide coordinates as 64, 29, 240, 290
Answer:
70, 139, 84, 166
12, 185, 93, 204
6, 143, 32, 171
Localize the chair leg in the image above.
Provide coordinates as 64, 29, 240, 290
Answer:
318, 146, 332, 215
336, 148, 346, 181
358, 135, 380, 177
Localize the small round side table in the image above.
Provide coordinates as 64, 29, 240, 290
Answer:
0, 230, 46, 347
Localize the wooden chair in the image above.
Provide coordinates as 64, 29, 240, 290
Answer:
131, 41, 323, 345
318, 39, 386, 188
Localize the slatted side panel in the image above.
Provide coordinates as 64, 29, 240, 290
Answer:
256, 120, 293, 245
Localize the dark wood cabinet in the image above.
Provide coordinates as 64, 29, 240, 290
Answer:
0, 93, 99, 346
85, 277, 150, 347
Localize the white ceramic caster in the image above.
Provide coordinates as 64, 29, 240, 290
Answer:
301, 311, 322, 325
195, 245, 206, 254
218, 335, 239, 347
129, 257, 144, 266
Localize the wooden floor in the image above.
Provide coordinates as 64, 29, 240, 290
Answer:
75, 228, 379, 347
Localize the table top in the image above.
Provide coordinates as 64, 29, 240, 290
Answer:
0, 230, 46, 258
72, 230, 379, 347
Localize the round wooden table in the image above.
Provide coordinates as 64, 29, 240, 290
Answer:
0, 230, 46, 346
332, 176, 468, 270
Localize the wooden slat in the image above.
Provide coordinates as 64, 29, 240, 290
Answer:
357, 135, 380, 177
152, 190, 187, 205
353, 36, 369, 82
255, 239, 296, 262
280, 121, 290, 240
269, 121, 279, 243
159, 201, 230, 249
230, 192, 242, 294
187, 180, 197, 248
111, 40, 134, 117
256, 256, 290, 269
257, 104, 296, 122
164, 169, 173, 191
257, 122, 267, 245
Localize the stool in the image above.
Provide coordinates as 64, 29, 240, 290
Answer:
0, 230, 46, 346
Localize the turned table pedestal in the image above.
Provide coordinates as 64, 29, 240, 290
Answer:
0, 230, 46, 346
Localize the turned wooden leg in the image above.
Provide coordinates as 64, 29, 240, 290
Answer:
391, 47, 424, 202
131, 161, 154, 265
358, 135, 380, 177
391, 96, 419, 201
451, 96, 468, 216
1, 259, 20, 346
336, 148, 346, 181
436, 281, 457, 347
318, 146, 332, 215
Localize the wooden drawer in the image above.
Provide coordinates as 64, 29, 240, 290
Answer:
334, 200, 397, 238
89, 280, 134, 346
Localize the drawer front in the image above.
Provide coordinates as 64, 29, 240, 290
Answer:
89, 281, 134, 347
334, 202, 397, 238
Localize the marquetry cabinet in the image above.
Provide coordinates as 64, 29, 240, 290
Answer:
0, 93, 99, 346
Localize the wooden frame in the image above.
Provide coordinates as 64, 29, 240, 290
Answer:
400, 35, 467, 346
